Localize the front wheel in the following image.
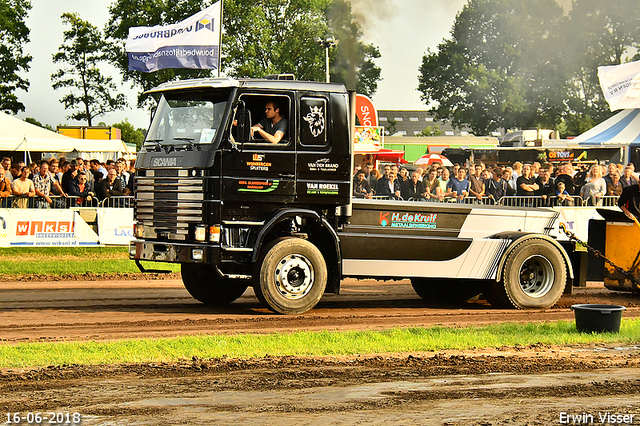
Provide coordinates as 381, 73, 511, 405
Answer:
255, 238, 327, 315
181, 264, 248, 306
487, 239, 567, 309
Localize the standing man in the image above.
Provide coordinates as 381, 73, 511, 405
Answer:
33, 160, 66, 208
252, 101, 287, 144
516, 164, 539, 196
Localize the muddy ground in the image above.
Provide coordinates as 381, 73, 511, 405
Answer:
1, 278, 639, 425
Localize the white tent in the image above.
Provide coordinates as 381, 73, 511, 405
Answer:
0, 111, 133, 156
572, 109, 640, 144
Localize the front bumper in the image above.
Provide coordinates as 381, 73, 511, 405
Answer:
130, 239, 219, 264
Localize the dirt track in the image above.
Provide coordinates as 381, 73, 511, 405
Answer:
1, 278, 640, 425
1, 278, 639, 343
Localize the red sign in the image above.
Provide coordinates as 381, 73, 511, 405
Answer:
355, 94, 378, 127
16, 221, 74, 236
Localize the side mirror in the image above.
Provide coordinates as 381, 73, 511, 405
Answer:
235, 109, 252, 143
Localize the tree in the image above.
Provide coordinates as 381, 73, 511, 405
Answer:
418, 0, 566, 135
51, 13, 127, 126
418, 125, 442, 137
112, 118, 147, 149
106, 0, 382, 104
0, 0, 32, 114
559, 0, 640, 136
24, 117, 55, 132
326, 0, 381, 96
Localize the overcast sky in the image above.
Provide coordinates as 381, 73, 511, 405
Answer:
15, 0, 466, 130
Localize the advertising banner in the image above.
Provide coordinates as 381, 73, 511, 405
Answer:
598, 60, 640, 111
96, 208, 134, 245
355, 94, 378, 127
0, 209, 99, 247
125, 1, 221, 72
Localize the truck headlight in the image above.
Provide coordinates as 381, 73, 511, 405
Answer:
209, 225, 221, 242
134, 223, 144, 238
194, 225, 207, 242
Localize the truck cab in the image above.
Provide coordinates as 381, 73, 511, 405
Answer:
131, 77, 352, 313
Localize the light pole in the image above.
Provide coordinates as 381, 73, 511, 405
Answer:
314, 35, 339, 83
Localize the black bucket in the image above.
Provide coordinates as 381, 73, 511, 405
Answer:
571, 304, 626, 333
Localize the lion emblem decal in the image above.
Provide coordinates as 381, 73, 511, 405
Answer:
303, 106, 325, 137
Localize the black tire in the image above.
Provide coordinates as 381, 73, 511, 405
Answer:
255, 238, 327, 315
411, 278, 483, 304
181, 264, 248, 306
487, 238, 567, 309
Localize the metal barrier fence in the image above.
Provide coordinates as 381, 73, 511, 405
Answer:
0, 195, 134, 209
99, 196, 133, 208
497, 196, 586, 207
365, 194, 616, 208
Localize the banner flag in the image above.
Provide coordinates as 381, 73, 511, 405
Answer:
125, 1, 221, 73
355, 94, 378, 127
598, 60, 640, 111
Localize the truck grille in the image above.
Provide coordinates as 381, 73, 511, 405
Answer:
135, 170, 204, 240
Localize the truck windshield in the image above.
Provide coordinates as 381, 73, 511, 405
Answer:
144, 94, 229, 148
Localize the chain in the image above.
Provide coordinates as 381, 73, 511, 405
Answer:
559, 223, 640, 289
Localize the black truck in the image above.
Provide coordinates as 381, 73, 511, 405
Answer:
130, 77, 573, 314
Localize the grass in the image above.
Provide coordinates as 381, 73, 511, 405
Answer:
0, 247, 180, 275
1, 319, 639, 368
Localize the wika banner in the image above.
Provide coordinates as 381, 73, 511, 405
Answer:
598, 60, 640, 111
125, 1, 221, 73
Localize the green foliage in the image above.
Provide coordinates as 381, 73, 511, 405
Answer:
0, 0, 32, 114
559, 1, 640, 136
51, 12, 127, 126
223, 0, 331, 81
418, 0, 640, 137
111, 118, 147, 149
418, 124, 443, 137
23, 117, 55, 132
418, 0, 566, 135
2, 319, 639, 368
325, 0, 381, 95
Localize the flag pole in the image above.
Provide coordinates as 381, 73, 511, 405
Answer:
218, 0, 223, 77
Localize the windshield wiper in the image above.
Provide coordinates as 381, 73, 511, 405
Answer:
173, 137, 201, 151
144, 139, 164, 152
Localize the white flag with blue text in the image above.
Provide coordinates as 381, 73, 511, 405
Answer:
598, 60, 640, 111
125, 1, 221, 73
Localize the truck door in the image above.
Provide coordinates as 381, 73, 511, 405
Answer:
296, 92, 352, 204
222, 93, 296, 203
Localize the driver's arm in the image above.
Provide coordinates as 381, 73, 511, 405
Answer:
252, 126, 284, 144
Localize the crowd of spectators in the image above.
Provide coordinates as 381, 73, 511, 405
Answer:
0, 156, 135, 208
353, 160, 639, 207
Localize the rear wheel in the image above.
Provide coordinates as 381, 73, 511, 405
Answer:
487, 239, 566, 309
254, 238, 327, 315
181, 264, 248, 306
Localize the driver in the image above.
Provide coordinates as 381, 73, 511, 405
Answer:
251, 101, 287, 144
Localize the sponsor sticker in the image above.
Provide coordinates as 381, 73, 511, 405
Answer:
238, 180, 279, 193
379, 211, 438, 229
306, 182, 339, 195
307, 158, 339, 172
247, 153, 272, 171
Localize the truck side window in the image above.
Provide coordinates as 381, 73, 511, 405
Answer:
300, 97, 328, 147
235, 94, 291, 146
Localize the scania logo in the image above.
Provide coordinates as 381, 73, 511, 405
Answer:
151, 157, 178, 167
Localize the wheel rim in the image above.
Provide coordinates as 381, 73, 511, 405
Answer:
519, 255, 555, 298
274, 254, 315, 300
